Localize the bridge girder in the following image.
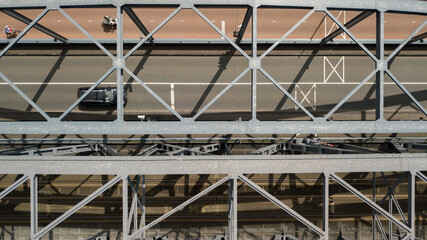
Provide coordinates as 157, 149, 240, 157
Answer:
0, 0, 425, 15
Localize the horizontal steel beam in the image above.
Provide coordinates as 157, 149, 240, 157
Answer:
0, 38, 426, 45
0, 137, 426, 145
1, 121, 427, 135
1, 154, 427, 175
0, 0, 425, 15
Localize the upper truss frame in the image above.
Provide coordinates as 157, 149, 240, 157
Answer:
0, 1, 425, 135
0, 0, 426, 14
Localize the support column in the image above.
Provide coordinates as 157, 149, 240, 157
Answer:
323, 173, 330, 240
389, 195, 392, 238
139, 175, 146, 240
372, 172, 376, 240
133, 176, 140, 234
408, 171, 416, 239
228, 176, 238, 240
375, 11, 384, 120
123, 176, 129, 240
251, 5, 258, 121
30, 174, 38, 240
116, 5, 124, 122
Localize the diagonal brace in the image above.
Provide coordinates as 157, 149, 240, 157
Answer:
321, 11, 374, 44
330, 173, 411, 233
386, 70, 427, 116
129, 176, 229, 239
124, 67, 183, 120
0, 71, 50, 120
123, 6, 154, 43
0, 175, 28, 199
387, 20, 427, 62
239, 174, 324, 237
0, 8, 49, 59
125, 7, 181, 59
259, 67, 316, 120
416, 171, 427, 184
58, 7, 115, 60
1, 9, 68, 43
324, 9, 377, 61
34, 176, 121, 239
193, 6, 250, 60
380, 172, 408, 225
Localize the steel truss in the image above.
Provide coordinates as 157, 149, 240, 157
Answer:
1, 139, 423, 156
0, 1, 424, 135
0, 154, 427, 240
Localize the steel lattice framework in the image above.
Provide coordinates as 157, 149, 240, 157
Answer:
0, 154, 427, 240
0, 1, 427, 240
0, 0, 424, 135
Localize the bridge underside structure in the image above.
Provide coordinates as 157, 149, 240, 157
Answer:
0, 0, 426, 240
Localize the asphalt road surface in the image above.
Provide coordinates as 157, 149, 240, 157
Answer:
0, 49, 425, 121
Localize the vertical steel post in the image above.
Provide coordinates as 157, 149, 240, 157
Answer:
323, 173, 330, 240
372, 172, 376, 240
251, 5, 258, 121
116, 5, 124, 122
123, 176, 129, 240
30, 174, 38, 240
408, 171, 416, 239
139, 175, 146, 240
375, 11, 384, 120
389, 195, 392, 238
133, 176, 139, 234
228, 176, 238, 240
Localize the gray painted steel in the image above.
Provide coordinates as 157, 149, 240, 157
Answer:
1, 154, 426, 240
0, 39, 425, 45
0, 0, 426, 15
1, 120, 427, 135
1, 154, 427, 175
0, 2, 425, 135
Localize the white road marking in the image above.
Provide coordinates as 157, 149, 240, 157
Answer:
88, 20, 92, 23
221, 20, 225, 39
295, 84, 316, 110
170, 83, 175, 110
149, 20, 154, 22
57, 20, 61, 23
1, 82, 427, 85
180, 20, 185, 23
325, 11, 346, 39
324, 56, 345, 83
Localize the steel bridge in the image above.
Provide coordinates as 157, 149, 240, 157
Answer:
0, 0, 426, 240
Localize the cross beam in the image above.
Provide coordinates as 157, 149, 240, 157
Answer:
0, 1, 425, 15
1, 154, 427, 175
